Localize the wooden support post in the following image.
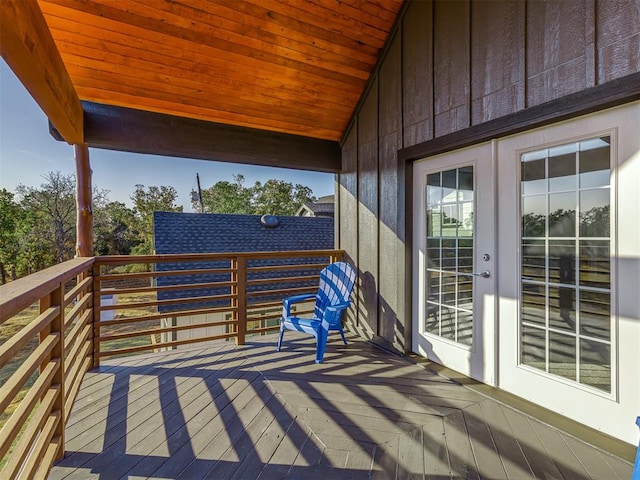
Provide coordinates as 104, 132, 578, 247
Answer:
236, 256, 247, 346
75, 144, 93, 257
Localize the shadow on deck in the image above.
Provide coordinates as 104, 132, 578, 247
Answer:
50, 333, 632, 479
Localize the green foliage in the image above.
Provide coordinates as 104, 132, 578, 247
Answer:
0, 189, 23, 283
131, 184, 183, 254
93, 201, 141, 256
16, 171, 77, 267
196, 174, 254, 214
195, 174, 316, 216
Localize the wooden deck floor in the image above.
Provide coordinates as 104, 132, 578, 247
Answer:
50, 333, 633, 479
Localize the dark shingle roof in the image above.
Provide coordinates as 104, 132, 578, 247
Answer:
154, 212, 334, 254
153, 212, 334, 312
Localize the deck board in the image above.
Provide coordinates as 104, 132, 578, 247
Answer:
50, 333, 634, 479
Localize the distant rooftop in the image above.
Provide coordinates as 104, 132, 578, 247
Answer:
295, 195, 335, 217
154, 211, 333, 254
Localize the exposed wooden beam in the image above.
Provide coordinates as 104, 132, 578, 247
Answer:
74, 144, 92, 257
0, 0, 83, 144
82, 102, 342, 173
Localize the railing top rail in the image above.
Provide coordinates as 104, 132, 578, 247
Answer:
94, 249, 344, 265
0, 257, 95, 324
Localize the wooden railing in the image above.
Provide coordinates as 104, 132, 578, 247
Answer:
0, 249, 342, 478
0, 258, 94, 479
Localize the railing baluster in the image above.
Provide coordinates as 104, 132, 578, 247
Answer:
236, 256, 247, 346
92, 261, 101, 368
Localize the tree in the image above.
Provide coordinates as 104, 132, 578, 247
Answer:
16, 171, 77, 265
195, 174, 316, 216
93, 201, 141, 256
253, 179, 315, 216
0, 189, 22, 283
195, 174, 254, 214
131, 184, 183, 254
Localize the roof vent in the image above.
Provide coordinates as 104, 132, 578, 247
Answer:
260, 215, 279, 228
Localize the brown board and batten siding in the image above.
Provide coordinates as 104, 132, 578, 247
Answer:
357, 77, 379, 338
339, 127, 359, 331
338, 0, 640, 353
434, 0, 471, 137
378, 33, 404, 349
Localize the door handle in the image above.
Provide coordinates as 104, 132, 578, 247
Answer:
472, 270, 491, 278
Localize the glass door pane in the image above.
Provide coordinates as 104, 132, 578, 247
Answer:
519, 136, 612, 392
426, 166, 474, 346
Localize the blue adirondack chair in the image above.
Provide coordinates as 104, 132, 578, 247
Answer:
277, 261, 356, 363
633, 416, 640, 480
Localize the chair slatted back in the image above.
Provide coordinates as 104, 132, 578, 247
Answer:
314, 262, 356, 325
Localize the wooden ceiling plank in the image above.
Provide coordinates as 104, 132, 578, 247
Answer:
46, 0, 369, 83
43, 18, 363, 104
0, 0, 82, 144
118, 0, 374, 79
173, 0, 381, 61
246, 0, 391, 43
66, 66, 350, 130
41, 0, 365, 96
77, 86, 343, 141
103, 0, 375, 78
276, 0, 396, 40
69, 70, 348, 130
330, 0, 403, 23
310, 0, 400, 30
48, 25, 359, 111
82, 101, 344, 162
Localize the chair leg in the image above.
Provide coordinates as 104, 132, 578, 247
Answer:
276, 323, 285, 352
315, 327, 328, 363
337, 325, 347, 345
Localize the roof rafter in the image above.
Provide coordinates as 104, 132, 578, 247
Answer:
0, 0, 83, 144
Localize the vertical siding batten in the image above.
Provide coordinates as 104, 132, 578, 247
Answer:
357, 75, 379, 339
378, 30, 405, 350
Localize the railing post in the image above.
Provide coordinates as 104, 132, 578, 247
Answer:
236, 256, 247, 346
92, 261, 101, 368
50, 281, 65, 460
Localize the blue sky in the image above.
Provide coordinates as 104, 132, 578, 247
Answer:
0, 60, 335, 211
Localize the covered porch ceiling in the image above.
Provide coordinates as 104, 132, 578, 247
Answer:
1, 0, 405, 172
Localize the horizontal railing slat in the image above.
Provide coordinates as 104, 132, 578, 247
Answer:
0, 257, 94, 324
96, 304, 237, 327
0, 386, 59, 480
98, 292, 233, 311
97, 331, 237, 358
0, 306, 58, 370
19, 411, 60, 480
63, 292, 92, 328
63, 276, 92, 307
0, 333, 59, 415
97, 318, 237, 343
64, 357, 91, 421
0, 360, 58, 461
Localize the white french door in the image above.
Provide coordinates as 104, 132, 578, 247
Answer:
497, 102, 640, 444
411, 103, 640, 445
412, 143, 496, 385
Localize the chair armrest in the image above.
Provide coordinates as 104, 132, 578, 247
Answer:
323, 301, 351, 326
282, 293, 318, 317
325, 301, 351, 313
